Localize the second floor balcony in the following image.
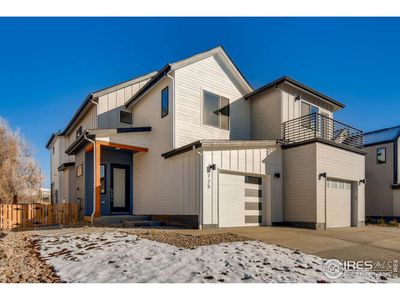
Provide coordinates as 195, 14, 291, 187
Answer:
279, 113, 364, 151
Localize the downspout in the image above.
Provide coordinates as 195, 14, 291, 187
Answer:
196, 149, 203, 229
83, 133, 97, 226
167, 72, 176, 149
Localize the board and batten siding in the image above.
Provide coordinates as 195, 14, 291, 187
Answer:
132, 77, 199, 216
97, 78, 152, 129
202, 146, 283, 226
174, 55, 250, 148
283, 143, 317, 223
75, 149, 85, 212
250, 89, 282, 140
365, 142, 394, 216
280, 84, 333, 124
316, 143, 365, 224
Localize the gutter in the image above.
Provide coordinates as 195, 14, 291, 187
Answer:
167, 72, 176, 148
196, 149, 203, 229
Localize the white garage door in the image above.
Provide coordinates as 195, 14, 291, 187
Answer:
326, 179, 352, 228
218, 173, 264, 228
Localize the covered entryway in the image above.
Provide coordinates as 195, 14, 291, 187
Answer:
218, 172, 265, 228
326, 179, 352, 228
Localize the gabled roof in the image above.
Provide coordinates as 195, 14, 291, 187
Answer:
61, 71, 156, 137
125, 45, 253, 108
364, 125, 400, 147
244, 76, 345, 110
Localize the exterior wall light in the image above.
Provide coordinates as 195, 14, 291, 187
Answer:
319, 172, 327, 180
274, 173, 281, 178
359, 179, 366, 185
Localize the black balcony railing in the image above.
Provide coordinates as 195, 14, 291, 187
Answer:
280, 113, 364, 150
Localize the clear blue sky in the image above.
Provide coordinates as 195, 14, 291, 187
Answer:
1, 17, 399, 187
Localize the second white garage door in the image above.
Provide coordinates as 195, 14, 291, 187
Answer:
326, 179, 352, 228
218, 172, 264, 228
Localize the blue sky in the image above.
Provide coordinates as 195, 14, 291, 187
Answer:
1, 17, 400, 187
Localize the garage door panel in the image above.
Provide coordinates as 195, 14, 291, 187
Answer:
219, 172, 264, 228
326, 179, 351, 228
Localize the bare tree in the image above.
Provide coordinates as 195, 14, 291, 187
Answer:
0, 117, 43, 203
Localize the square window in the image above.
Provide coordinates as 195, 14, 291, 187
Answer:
377, 147, 386, 164
203, 90, 230, 130
76, 164, 83, 177
120, 111, 132, 125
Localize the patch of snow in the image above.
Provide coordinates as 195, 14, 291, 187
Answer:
37, 232, 399, 283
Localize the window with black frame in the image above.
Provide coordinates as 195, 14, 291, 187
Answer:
377, 147, 386, 164
203, 90, 229, 130
100, 164, 106, 194
161, 87, 169, 118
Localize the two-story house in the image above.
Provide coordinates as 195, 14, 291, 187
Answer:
364, 126, 400, 219
46, 46, 366, 229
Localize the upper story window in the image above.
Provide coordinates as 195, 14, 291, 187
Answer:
301, 101, 319, 117
377, 147, 386, 164
76, 126, 83, 140
203, 90, 230, 130
161, 87, 169, 118
52, 146, 55, 155
120, 111, 133, 125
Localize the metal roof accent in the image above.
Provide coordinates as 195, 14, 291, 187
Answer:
364, 125, 400, 146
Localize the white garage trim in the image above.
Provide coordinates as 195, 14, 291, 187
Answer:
325, 178, 352, 228
217, 169, 271, 228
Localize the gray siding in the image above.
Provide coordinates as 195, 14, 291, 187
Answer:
365, 142, 394, 216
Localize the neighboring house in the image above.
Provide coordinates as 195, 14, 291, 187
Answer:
364, 126, 400, 218
46, 46, 366, 229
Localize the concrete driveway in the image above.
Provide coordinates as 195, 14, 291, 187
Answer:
171, 226, 400, 262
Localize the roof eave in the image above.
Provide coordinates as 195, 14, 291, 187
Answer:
244, 76, 345, 110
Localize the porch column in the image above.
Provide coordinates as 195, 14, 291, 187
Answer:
95, 142, 101, 217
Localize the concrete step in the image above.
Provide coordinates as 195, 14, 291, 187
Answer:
122, 220, 162, 228
95, 215, 150, 225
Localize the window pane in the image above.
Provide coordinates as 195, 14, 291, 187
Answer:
203, 91, 219, 127
301, 102, 310, 117
377, 147, 386, 164
245, 176, 262, 185
120, 111, 132, 124
100, 165, 106, 194
161, 87, 169, 118
310, 105, 318, 114
220, 96, 230, 130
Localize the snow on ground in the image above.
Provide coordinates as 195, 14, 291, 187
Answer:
37, 231, 398, 283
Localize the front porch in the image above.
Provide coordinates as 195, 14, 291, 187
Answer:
84, 141, 148, 217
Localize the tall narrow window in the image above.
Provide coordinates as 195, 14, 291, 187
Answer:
100, 164, 106, 194
161, 87, 169, 118
377, 147, 386, 164
203, 90, 230, 130
76, 126, 83, 140
301, 101, 318, 128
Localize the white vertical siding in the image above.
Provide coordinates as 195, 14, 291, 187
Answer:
202, 146, 282, 226
280, 84, 334, 123
174, 55, 250, 147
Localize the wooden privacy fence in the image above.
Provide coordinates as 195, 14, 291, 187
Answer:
0, 203, 79, 230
